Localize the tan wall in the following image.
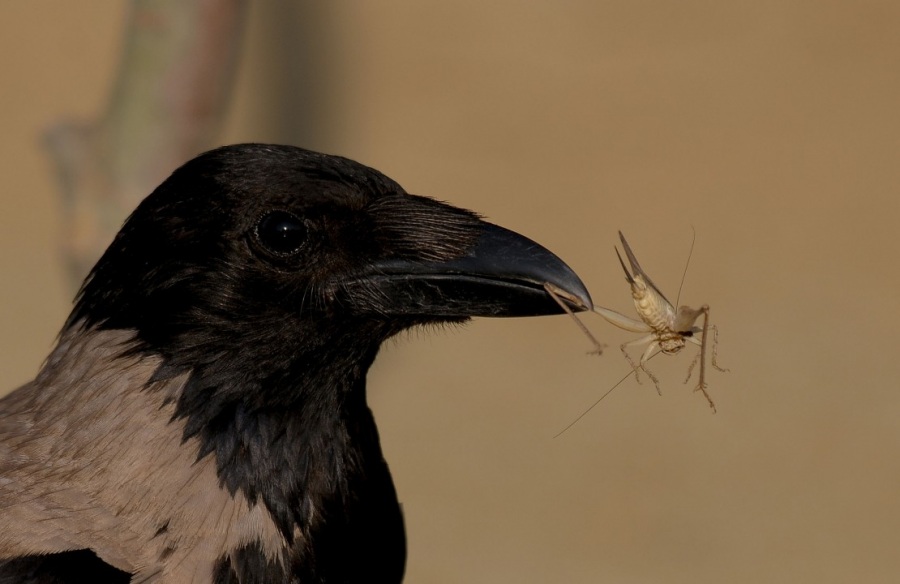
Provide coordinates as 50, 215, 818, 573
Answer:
2, 2, 899, 582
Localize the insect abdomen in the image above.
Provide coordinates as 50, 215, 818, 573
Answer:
630, 278, 675, 333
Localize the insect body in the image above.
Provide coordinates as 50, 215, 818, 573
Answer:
592, 231, 726, 411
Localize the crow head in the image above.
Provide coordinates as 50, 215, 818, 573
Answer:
64, 144, 591, 581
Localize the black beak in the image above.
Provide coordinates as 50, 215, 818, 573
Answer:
340, 222, 592, 318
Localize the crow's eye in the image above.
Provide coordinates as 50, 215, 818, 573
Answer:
256, 211, 307, 256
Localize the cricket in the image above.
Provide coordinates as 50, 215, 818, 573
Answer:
546, 230, 727, 416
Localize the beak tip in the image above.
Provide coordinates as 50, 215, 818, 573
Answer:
555, 278, 594, 313
576, 289, 594, 312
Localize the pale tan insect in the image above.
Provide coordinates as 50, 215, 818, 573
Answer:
546, 230, 727, 414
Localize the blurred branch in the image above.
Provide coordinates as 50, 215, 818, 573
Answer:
45, 0, 246, 290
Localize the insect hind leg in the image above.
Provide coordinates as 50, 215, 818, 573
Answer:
543, 282, 607, 355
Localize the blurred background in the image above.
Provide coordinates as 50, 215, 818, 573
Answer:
2, 2, 899, 582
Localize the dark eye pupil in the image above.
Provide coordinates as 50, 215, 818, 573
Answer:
257, 211, 306, 255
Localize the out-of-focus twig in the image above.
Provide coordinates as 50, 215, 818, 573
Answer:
45, 0, 246, 290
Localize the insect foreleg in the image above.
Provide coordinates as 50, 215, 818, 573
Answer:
621, 335, 660, 392
684, 349, 701, 384
709, 324, 728, 373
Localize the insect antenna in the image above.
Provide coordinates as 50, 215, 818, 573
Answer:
674, 226, 697, 309
553, 370, 632, 438
553, 351, 662, 438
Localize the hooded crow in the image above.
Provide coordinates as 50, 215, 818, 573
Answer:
0, 144, 592, 583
